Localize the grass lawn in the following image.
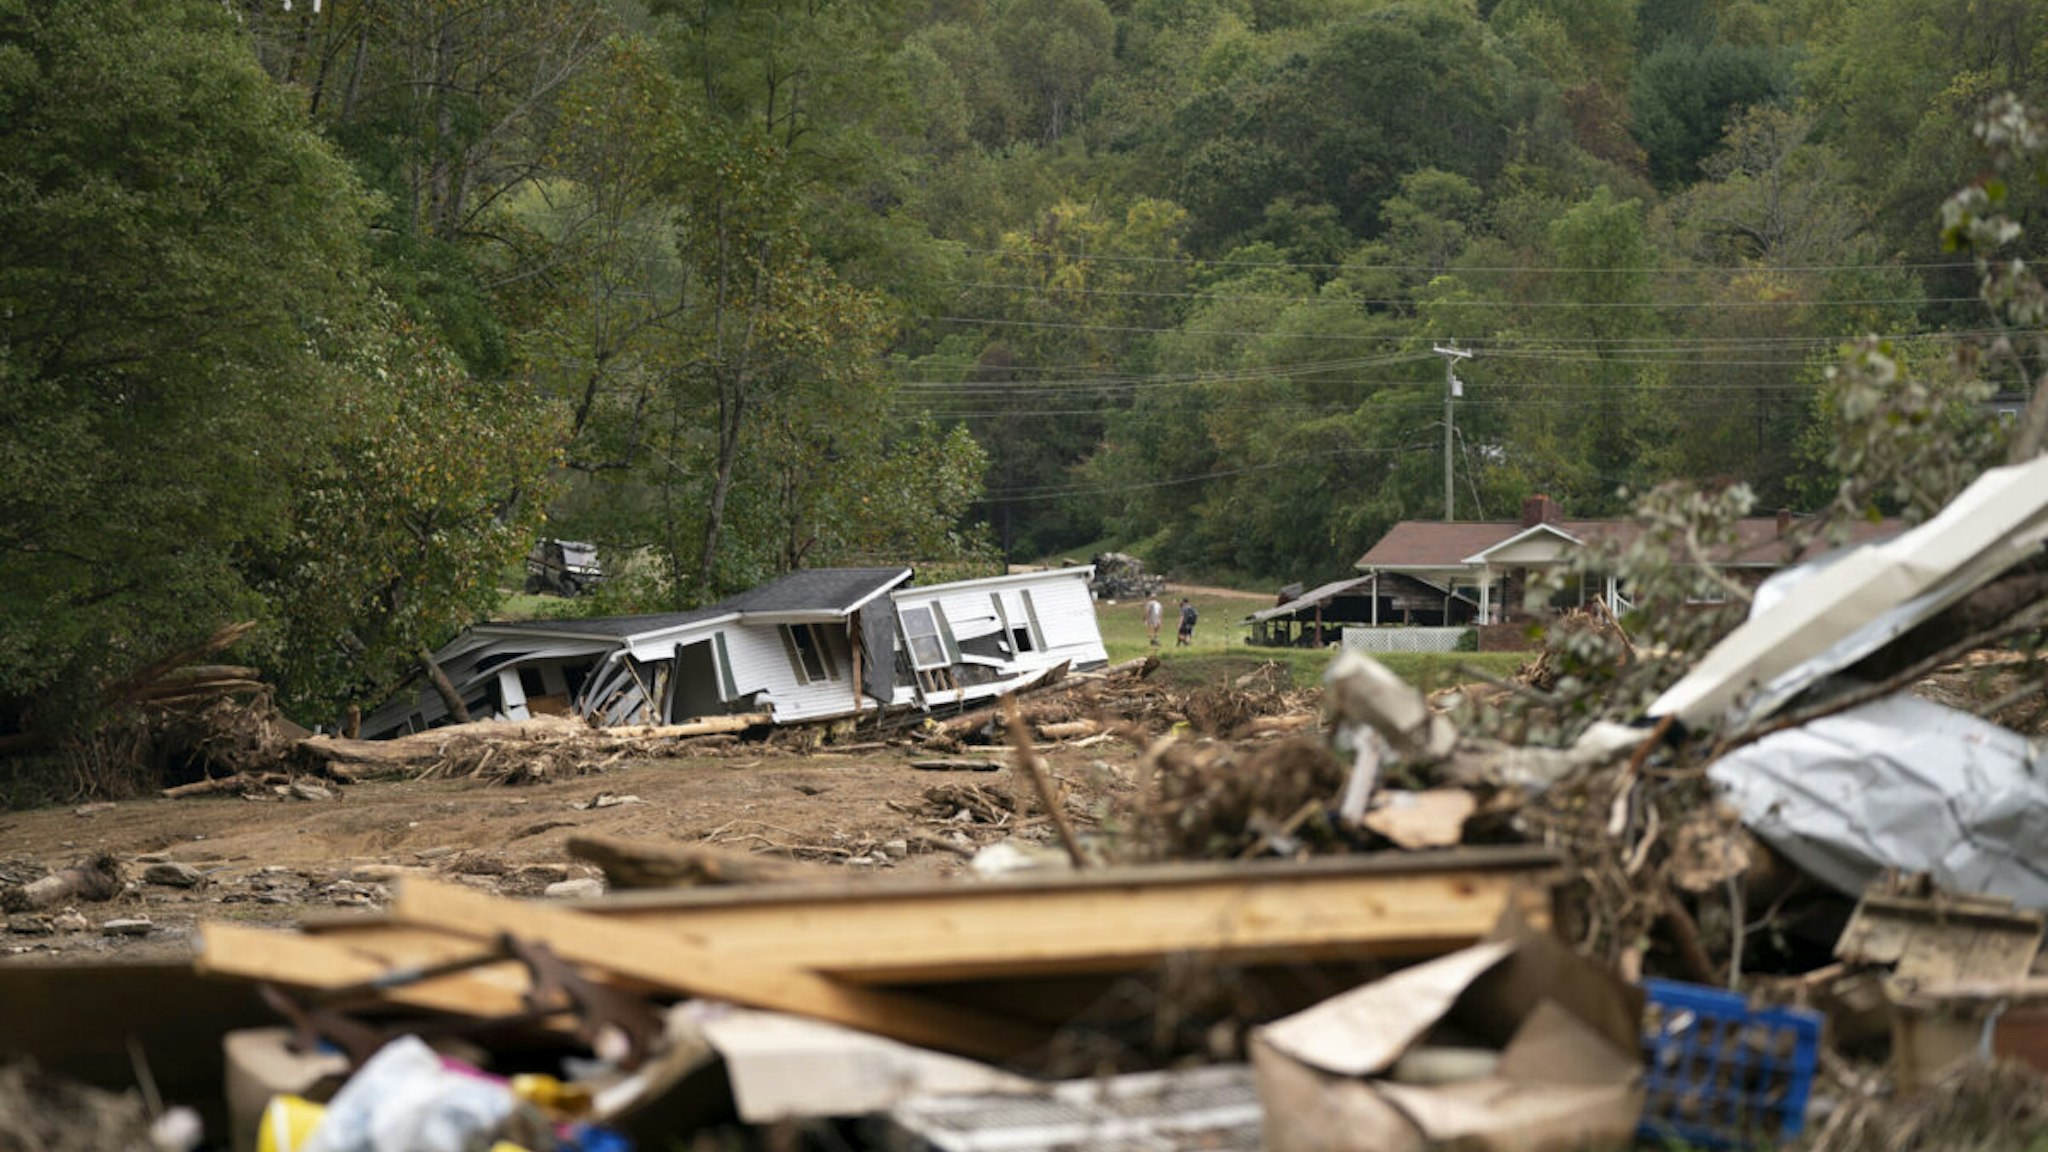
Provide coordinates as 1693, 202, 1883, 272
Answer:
1093, 588, 1527, 693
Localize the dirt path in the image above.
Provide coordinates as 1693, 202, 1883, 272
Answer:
0, 742, 1141, 965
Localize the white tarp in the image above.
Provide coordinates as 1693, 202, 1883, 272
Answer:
1650, 453, 2048, 730
1708, 694, 2048, 907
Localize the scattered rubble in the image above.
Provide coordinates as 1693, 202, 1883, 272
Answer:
9, 459, 2048, 1149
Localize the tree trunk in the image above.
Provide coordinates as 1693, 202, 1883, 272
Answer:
419, 647, 471, 724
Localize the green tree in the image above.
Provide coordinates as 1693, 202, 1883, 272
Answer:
1167, 1, 1527, 247
251, 321, 566, 720
0, 0, 372, 734
1629, 37, 1788, 187
991, 0, 1116, 143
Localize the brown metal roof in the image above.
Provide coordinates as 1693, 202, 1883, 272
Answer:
1354, 520, 1526, 569
1356, 515, 1902, 570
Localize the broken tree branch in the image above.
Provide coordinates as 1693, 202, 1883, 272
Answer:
1005, 698, 1087, 869
419, 647, 470, 725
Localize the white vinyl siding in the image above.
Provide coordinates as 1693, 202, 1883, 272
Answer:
893, 570, 1106, 677
1020, 574, 1101, 651
723, 623, 860, 723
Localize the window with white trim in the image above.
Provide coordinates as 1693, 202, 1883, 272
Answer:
899, 603, 949, 670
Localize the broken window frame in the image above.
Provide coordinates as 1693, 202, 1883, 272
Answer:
780, 623, 840, 685
898, 603, 952, 670
991, 591, 1043, 654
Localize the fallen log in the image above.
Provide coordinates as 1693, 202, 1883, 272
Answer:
567, 833, 824, 890
941, 663, 1068, 725
1036, 719, 1100, 741
162, 773, 283, 799
610, 712, 771, 739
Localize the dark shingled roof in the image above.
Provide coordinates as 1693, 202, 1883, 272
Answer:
475, 568, 911, 639
717, 567, 911, 614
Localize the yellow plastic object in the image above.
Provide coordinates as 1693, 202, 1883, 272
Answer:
256, 1094, 325, 1152
511, 1072, 593, 1119
487, 1144, 536, 1152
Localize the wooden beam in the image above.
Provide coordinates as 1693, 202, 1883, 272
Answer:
387, 878, 1050, 1062
315, 848, 1557, 985
195, 923, 531, 1019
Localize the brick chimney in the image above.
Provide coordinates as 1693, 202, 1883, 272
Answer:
1521, 493, 1560, 528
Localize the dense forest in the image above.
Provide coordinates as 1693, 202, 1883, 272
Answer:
3, 0, 2046, 733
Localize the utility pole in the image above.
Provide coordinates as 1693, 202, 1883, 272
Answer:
1432, 344, 1471, 521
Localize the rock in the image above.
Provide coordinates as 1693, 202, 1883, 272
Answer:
142, 862, 206, 888
288, 779, 334, 802
101, 918, 154, 937
52, 908, 89, 933
5, 854, 123, 911
6, 915, 53, 935
320, 880, 388, 907
73, 803, 115, 817
497, 863, 571, 896
543, 877, 605, 901
882, 839, 910, 860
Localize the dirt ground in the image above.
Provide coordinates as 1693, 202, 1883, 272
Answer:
0, 740, 1145, 966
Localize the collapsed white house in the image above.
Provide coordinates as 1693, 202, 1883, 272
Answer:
361, 566, 1107, 739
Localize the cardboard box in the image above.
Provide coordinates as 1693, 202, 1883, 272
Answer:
1252, 920, 1644, 1152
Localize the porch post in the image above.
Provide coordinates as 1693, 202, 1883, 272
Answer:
1370, 573, 1379, 627
1478, 565, 1492, 625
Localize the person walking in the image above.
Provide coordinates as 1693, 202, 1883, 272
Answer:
1143, 595, 1163, 647
1176, 598, 1197, 646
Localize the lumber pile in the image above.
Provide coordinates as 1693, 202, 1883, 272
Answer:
193, 846, 1559, 1062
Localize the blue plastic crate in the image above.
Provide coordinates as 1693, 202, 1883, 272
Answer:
1637, 978, 1822, 1150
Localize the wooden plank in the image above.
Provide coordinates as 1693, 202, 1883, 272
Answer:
315, 848, 1557, 985
388, 878, 1050, 1062
195, 922, 532, 1018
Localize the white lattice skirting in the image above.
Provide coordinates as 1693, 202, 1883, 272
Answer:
1341, 626, 1468, 654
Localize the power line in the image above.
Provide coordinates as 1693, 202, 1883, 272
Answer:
886, 329, 1995, 375
946, 279, 1976, 309
954, 247, 1983, 275
978, 442, 1439, 501
923, 313, 2005, 343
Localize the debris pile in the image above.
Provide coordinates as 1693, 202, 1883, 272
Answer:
1087, 551, 1165, 600
9, 457, 2048, 1149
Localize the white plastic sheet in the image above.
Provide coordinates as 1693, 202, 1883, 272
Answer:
1708, 695, 2048, 907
